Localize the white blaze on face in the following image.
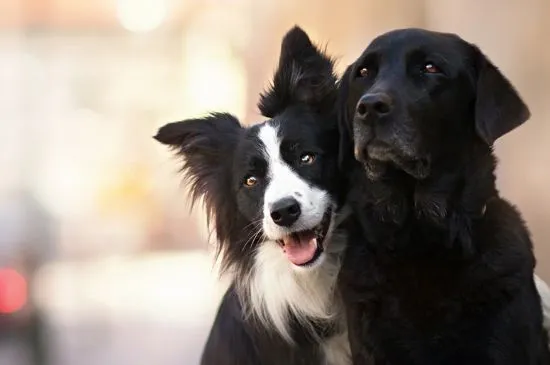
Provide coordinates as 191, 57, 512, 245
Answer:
257, 123, 329, 239
242, 123, 344, 343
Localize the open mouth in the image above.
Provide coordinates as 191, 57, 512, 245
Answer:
276, 208, 332, 267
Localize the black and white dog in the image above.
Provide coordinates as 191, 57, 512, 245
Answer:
155, 27, 351, 365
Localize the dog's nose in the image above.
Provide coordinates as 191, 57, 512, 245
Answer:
270, 197, 301, 227
356, 93, 393, 119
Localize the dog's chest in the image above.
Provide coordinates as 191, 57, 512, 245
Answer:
321, 331, 351, 365
364, 255, 468, 323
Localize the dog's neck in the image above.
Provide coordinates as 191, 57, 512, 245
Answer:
353, 143, 498, 255
234, 229, 347, 344
414, 144, 497, 222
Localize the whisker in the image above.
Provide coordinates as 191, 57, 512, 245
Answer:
242, 220, 264, 253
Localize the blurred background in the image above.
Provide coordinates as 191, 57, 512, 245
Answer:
0, 0, 549, 364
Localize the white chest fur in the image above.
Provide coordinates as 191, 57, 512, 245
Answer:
322, 330, 351, 365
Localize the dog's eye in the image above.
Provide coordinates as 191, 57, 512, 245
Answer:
244, 176, 258, 187
299, 153, 316, 165
423, 63, 441, 74
358, 68, 369, 77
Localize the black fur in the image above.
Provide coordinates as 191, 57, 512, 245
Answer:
337, 28, 550, 364
200, 287, 323, 365
259, 26, 337, 118
154, 113, 242, 272
155, 26, 345, 365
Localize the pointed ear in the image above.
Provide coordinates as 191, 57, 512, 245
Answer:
154, 112, 242, 209
337, 65, 355, 170
473, 46, 530, 145
154, 112, 242, 157
258, 26, 337, 117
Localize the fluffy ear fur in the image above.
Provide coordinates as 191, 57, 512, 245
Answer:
472, 46, 530, 145
154, 112, 243, 253
258, 26, 338, 117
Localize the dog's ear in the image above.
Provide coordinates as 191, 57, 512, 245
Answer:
473, 47, 530, 145
154, 112, 242, 217
337, 65, 355, 170
258, 26, 337, 117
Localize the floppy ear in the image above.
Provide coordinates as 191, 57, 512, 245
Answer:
337, 65, 355, 170
473, 47, 530, 145
258, 26, 337, 117
154, 112, 242, 218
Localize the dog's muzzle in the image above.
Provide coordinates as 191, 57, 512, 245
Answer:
352, 122, 371, 163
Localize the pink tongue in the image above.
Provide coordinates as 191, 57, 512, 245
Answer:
282, 232, 318, 265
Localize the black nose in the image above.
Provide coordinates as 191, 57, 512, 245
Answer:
270, 197, 301, 227
356, 93, 393, 119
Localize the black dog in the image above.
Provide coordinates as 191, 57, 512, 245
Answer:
337, 28, 550, 364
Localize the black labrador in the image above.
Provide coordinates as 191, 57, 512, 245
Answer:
337, 28, 550, 365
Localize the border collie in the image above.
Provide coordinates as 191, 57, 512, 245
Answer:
155, 27, 351, 365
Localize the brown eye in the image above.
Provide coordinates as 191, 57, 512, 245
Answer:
424, 63, 441, 74
244, 176, 257, 187
359, 67, 369, 77
300, 153, 316, 165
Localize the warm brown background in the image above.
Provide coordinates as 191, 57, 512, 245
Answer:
0, 0, 548, 364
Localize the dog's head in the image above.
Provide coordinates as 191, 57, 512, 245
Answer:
339, 28, 530, 181
154, 26, 341, 277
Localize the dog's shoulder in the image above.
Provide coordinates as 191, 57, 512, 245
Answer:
201, 285, 327, 365
201, 286, 261, 365
474, 197, 535, 275
455, 197, 536, 308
